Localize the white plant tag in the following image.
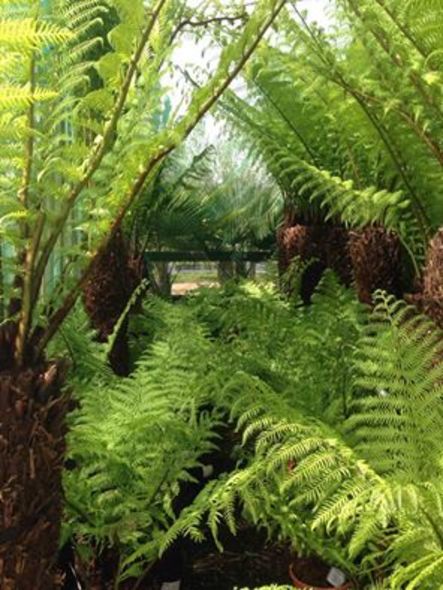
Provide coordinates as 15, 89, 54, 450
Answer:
202, 464, 214, 478
161, 581, 181, 590
327, 567, 347, 587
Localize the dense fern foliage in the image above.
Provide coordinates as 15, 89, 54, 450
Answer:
2, 1, 443, 588
62, 272, 443, 588
63, 302, 221, 581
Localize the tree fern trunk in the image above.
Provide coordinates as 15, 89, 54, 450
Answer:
83, 230, 139, 376
349, 226, 403, 305
422, 228, 443, 327
409, 228, 443, 327
82, 546, 121, 590
276, 206, 299, 276
0, 360, 68, 590
277, 223, 352, 303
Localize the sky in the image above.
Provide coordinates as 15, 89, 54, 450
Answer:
298, 0, 332, 28
169, 0, 333, 140
174, 0, 333, 72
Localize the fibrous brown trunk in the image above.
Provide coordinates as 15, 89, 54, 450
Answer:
349, 226, 403, 305
0, 361, 68, 590
83, 230, 140, 376
78, 545, 121, 590
277, 222, 352, 303
408, 228, 443, 327
422, 228, 443, 327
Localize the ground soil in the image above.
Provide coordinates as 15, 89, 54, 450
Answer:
145, 523, 294, 590
182, 527, 293, 590
171, 281, 218, 296
290, 556, 338, 587
82, 503, 346, 590
141, 527, 346, 589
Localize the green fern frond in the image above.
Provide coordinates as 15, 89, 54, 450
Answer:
0, 18, 72, 50
0, 85, 57, 108
349, 291, 443, 480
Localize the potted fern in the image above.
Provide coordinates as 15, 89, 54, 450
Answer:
0, 0, 287, 587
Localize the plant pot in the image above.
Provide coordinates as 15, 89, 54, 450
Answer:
289, 559, 352, 590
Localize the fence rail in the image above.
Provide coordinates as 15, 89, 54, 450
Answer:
144, 250, 273, 262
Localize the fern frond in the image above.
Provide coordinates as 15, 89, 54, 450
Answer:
0, 85, 57, 108
0, 18, 72, 50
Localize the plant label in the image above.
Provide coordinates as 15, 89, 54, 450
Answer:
161, 582, 181, 590
327, 567, 347, 587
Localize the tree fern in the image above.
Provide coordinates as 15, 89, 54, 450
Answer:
0, 0, 287, 367
224, 0, 443, 265
49, 304, 114, 385
0, 17, 72, 49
